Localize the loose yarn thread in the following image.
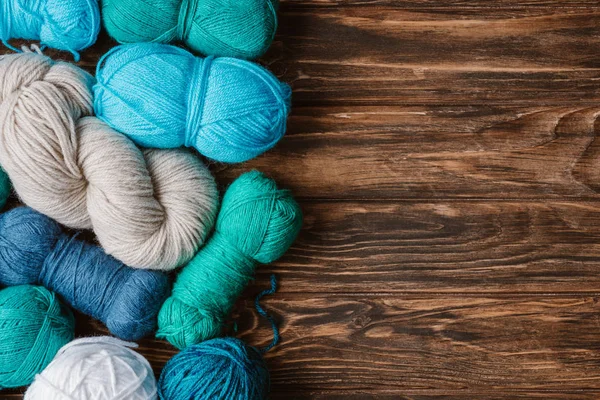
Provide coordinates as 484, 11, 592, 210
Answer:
0, 285, 75, 389
0, 207, 170, 341
94, 43, 291, 163
0, 0, 100, 60
25, 336, 158, 400
0, 51, 219, 271
157, 170, 302, 349
158, 276, 280, 400
102, 0, 278, 60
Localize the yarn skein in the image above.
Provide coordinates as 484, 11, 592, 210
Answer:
25, 336, 157, 400
94, 43, 291, 163
0, 51, 219, 271
0, 0, 100, 60
102, 0, 278, 60
157, 170, 302, 349
0, 207, 170, 341
158, 275, 279, 400
0, 285, 75, 389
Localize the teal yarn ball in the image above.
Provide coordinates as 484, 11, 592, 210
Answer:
0, 167, 11, 209
157, 170, 302, 349
0, 285, 75, 389
102, 0, 278, 60
0, 0, 100, 60
158, 337, 270, 400
93, 43, 291, 163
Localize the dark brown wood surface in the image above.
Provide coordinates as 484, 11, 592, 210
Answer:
4, 0, 600, 398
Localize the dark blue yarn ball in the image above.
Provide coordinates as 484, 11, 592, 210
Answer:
0, 207, 170, 340
158, 337, 270, 400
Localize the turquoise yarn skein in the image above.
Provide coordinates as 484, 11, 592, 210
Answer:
0, 285, 75, 389
0, 0, 100, 60
94, 43, 291, 163
102, 0, 278, 60
0, 207, 170, 341
157, 170, 302, 349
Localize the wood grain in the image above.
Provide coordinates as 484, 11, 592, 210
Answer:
3, 0, 600, 398
215, 105, 600, 200
263, 6, 600, 106
6, 295, 600, 398
262, 200, 600, 294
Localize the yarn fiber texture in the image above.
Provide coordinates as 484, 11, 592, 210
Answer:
158, 337, 269, 400
0, 285, 75, 389
102, 0, 278, 60
25, 336, 157, 400
0, 52, 219, 271
157, 170, 302, 349
94, 43, 291, 163
0, 167, 10, 209
0, 0, 100, 59
0, 207, 170, 341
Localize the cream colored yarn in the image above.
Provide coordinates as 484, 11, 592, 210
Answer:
25, 336, 157, 400
0, 52, 218, 271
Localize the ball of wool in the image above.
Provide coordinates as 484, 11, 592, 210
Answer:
0, 52, 219, 271
157, 170, 302, 349
25, 336, 157, 400
158, 337, 269, 400
0, 285, 75, 389
0, 207, 171, 341
0, 0, 100, 60
102, 0, 278, 60
93, 43, 291, 163
0, 167, 11, 210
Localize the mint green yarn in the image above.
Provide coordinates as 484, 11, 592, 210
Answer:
157, 170, 302, 349
0, 167, 10, 209
0, 285, 75, 388
102, 0, 278, 60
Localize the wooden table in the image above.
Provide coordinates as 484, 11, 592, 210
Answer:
5, 1, 600, 398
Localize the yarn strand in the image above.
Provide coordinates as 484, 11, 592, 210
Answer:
255, 274, 280, 354
157, 170, 302, 349
0, 53, 219, 271
0, 0, 100, 59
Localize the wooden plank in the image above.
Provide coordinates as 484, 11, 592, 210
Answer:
6, 295, 600, 398
262, 6, 600, 106
278, 1, 600, 8
257, 200, 600, 294
242, 295, 600, 395
216, 105, 600, 200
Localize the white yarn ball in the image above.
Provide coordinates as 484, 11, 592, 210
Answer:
25, 336, 157, 400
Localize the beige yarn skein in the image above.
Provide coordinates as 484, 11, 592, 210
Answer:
0, 52, 218, 271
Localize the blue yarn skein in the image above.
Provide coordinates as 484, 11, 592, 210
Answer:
0, 207, 170, 340
93, 43, 291, 163
0, 0, 100, 60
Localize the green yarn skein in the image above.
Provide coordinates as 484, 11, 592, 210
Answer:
102, 0, 278, 60
0, 167, 10, 209
157, 170, 302, 349
0, 285, 75, 388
